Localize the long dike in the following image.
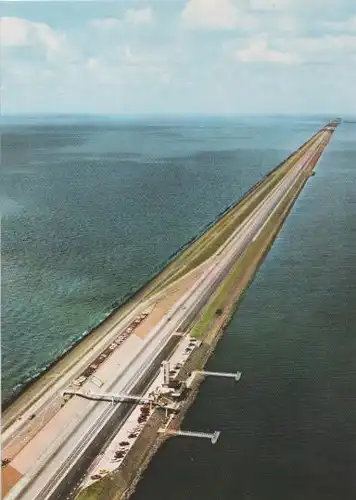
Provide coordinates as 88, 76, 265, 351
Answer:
73, 122, 338, 500
2, 123, 338, 500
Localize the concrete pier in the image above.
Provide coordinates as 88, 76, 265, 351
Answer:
186, 370, 242, 388
158, 428, 220, 444
196, 370, 242, 381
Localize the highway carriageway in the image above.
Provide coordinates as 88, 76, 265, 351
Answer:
4, 126, 334, 500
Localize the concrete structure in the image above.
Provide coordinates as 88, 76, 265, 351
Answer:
158, 428, 221, 445
76, 330, 197, 492
186, 370, 242, 388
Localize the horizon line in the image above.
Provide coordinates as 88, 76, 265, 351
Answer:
1, 112, 348, 118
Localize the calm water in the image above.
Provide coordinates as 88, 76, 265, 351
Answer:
1, 116, 355, 498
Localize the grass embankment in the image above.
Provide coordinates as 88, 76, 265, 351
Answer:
190, 136, 328, 340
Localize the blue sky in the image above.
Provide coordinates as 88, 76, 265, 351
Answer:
1, 0, 356, 115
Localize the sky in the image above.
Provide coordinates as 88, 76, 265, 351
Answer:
1, 0, 356, 116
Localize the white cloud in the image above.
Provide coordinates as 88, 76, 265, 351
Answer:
0, 16, 73, 63
281, 35, 356, 62
118, 44, 162, 65
89, 18, 121, 29
89, 8, 154, 31
231, 33, 356, 66
249, 0, 292, 11
323, 16, 356, 32
124, 7, 154, 26
118, 45, 171, 83
0, 16, 64, 52
181, 0, 257, 30
86, 57, 101, 71
1, 17, 30, 46
120, 45, 145, 64
85, 56, 121, 84
83, 45, 171, 88
234, 39, 299, 64
275, 15, 298, 32
249, 0, 348, 14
